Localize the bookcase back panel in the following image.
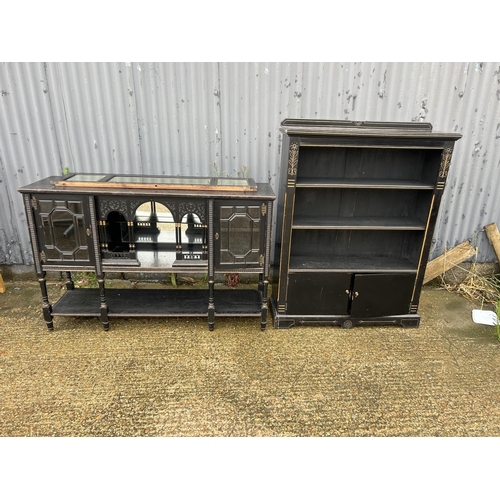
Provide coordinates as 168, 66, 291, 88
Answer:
293, 188, 433, 223
297, 147, 442, 184
290, 229, 423, 265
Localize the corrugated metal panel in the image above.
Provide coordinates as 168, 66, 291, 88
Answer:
218, 62, 304, 184
2, 62, 500, 265
0, 62, 62, 264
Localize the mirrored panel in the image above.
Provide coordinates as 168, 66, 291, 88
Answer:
217, 178, 250, 187
111, 176, 211, 185
68, 174, 108, 182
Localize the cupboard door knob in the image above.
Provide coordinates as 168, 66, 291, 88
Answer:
86, 228, 92, 237
215, 232, 219, 240
354, 291, 359, 298
345, 290, 350, 295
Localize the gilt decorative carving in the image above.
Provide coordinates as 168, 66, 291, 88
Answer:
288, 142, 299, 176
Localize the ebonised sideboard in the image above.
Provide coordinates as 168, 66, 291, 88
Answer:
19, 173, 275, 331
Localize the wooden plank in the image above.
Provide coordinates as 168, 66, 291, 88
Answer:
0, 272, 5, 293
423, 240, 476, 284
53, 179, 257, 192
484, 223, 500, 263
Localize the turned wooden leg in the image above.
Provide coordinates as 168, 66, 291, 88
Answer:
258, 272, 264, 292
98, 276, 109, 331
208, 280, 215, 331
38, 276, 53, 330
260, 279, 269, 331
65, 271, 75, 290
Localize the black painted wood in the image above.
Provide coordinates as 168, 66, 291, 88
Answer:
52, 288, 263, 317
292, 215, 426, 230
19, 173, 275, 330
287, 273, 351, 315
350, 273, 416, 317
296, 178, 435, 189
288, 256, 417, 273
271, 119, 461, 329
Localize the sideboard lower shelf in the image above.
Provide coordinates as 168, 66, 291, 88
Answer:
52, 288, 264, 317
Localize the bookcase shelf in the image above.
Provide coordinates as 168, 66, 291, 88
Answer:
292, 216, 426, 230
296, 178, 435, 190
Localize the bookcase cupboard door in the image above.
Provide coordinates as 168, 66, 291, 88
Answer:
214, 200, 266, 269
287, 272, 415, 317
350, 273, 416, 317
286, 273, 351, 315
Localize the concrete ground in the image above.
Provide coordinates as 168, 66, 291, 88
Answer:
1, 275, 500, 437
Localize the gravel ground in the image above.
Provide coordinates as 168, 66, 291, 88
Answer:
1, 278, 500, 437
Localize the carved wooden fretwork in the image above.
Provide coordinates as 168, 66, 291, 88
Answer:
155, 200, 177, 220
439, 147, 453, 178
288, 142, 299, 176
100, 199, 128, 220
178, 201, 206, 223
129, 200, 144, 218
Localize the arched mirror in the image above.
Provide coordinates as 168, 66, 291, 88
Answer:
177, 212, 207, 264
133, 201, 176, 267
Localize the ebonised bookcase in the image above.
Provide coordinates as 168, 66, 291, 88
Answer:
270, 119, 462, 328
19, 173, 275, 331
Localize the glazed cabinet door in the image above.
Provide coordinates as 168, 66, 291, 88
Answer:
214, 200, 267, 269
31, 194, 95, 266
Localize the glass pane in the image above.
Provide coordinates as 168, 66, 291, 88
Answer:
220, 220, 229, 251
45, 248, 60, 260
248, 206, 260, 219
111, 176, 211, 185
246, 252, 259, 263
67, 201, 83, 215
51, 210, 77, 252
68, 174, 107, 182
37, 198, 90, 263
217, 204, 262, 266
217, 178, 249, 187
41, 216, 53, 246
220, 207, 233, 219
39, 200, 54, 214
221, 252, 233, 264
133, 202, 176, 267
76, 218, 88, 247
251, 220, 260, 248
227, 214, 253, 256
181, 213, 205, 259
75, 248, 90, 260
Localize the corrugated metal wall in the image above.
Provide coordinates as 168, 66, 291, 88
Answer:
2, 62, 500, 266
